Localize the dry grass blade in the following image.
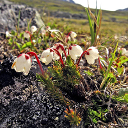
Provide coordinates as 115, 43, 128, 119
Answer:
88, 7, 98, 28
48, 30, 69, 47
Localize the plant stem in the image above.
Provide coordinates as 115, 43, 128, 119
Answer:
27, 52, 44, 75
98, 57, 102, 69
77, 50, 87, 66
56, 43, 67, 58
52, 48, 65, 67
26, 31, 38, 52
25, 31, 34, 46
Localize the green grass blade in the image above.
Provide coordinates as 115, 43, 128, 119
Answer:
97, 9, 101, 25
85, 8, 94, 45
100, 42, 118, 89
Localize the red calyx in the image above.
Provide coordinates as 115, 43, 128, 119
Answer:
86, 51, 90, 55
25, 54, 30, 60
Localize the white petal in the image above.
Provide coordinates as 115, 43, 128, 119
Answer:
53, 53, 60, 60
85, 46, 99, 64
85, 55, 95, 64
69, 44, 83, 60
70, 54, 77, 60
72, 45, 83, 55
124, 51, 128, 56
23, 59, 31, 74
122, 48, 127, 55
6, 31, 12, 37
41, 49, 53, 65
24, 32, 30, 39
70, 31, 77, 40
12, 54, 32, 75
31, 26, 37, 33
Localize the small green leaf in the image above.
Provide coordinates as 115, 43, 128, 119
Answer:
10, 30, 16, 36
21, 42, 32, 50
38, 38, 42, 43
117, 66, 124, 75
16, 43, 21, 51
118, 56, 128, 67
8, 38, 13, 45
92, 118, 98, 123
66, 55, 72, 66
124, 93, 128, 102
19, 33, 23, 38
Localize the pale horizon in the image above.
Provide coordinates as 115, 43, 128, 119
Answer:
73, 0, 128, 11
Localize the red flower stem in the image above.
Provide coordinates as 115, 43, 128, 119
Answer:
68, 47, 70, 55
68, 31, 72, 36
52, 48, 65, 67
25, 31, 34, 46
27, 52, 44, 75
57, 45, 67, 58
98, 57, 102, 69
63, 48, 67, 58
65, 31, 72, 43
77, 50, 87, 66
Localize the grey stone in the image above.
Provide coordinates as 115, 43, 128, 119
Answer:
0, 0, 45, 34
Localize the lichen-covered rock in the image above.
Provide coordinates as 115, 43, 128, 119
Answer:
0, 0, 45, 33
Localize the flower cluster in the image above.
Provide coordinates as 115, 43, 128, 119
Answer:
11, 42, 99, 75
40, 43, 99, 66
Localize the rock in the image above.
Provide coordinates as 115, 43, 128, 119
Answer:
109, 17, 116, 22
54, 11, 72, 19
48, 10, 87, 19
0, 0, 45, 34
72, 13, 87, 19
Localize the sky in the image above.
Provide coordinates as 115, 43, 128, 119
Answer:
73, 0, 128, 11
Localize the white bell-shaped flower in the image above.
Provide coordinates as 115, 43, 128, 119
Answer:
65, 31, 77, 42
31, 26, 37, 33
124, 51, 128, 56
118, 47, 126, 54
46, 26, 51, 31
40, 49, 53, 65
85, 46, 99, 64
11, 53, 32, 75
118, 47, 128, 56
24, 31, 30, 39
70, 31, 77, 41
6, 31, 13, 37
69, 44, 83, 61
53, 43, 64, 60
